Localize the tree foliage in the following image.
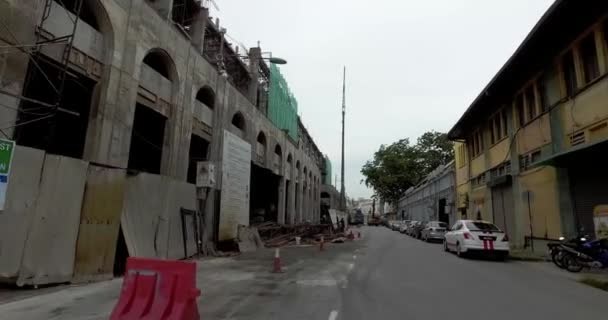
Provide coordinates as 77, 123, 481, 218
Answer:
361, 131, 454, 204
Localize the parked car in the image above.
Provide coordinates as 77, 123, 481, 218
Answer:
390, 221, 402, 231
410, 221, 427, 239
368, 217, 382, 226
399, 220, 412, 233
444, 220, 510, 259
404, 221, 418, 236
420, 221, 449, 242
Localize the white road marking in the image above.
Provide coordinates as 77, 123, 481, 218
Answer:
328, 310, 339, 320
296, 279, 338, 286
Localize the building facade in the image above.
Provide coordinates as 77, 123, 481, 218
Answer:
449, 1, 608, 250
397, 161, 455, 225
0, 0, 326, 285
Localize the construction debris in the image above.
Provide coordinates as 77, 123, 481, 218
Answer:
254, 222, 347, 248
237, 225, 264, 252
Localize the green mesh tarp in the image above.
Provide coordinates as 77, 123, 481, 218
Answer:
268, 64, 298, 141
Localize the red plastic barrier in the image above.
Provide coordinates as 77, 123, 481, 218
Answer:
110, 257, 201, 320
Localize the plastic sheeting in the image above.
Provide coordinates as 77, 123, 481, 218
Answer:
121, 173, 197, 260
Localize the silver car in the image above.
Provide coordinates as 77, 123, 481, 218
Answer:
420, 221, 448, 242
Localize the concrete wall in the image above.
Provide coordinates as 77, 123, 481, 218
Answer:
0, 149, 89, 286
398, 163, 456, 224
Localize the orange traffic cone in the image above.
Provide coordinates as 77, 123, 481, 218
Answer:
272, 248, 283, 273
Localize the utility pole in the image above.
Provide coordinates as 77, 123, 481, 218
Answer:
340, 67, 346, 212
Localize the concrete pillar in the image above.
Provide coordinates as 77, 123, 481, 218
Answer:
288, 179, 296, 225
296, 179, 302, 223
277, 177, 286, 224
247, 47, 261, 106
189, 7, 209, 53
302, 181, 310, 222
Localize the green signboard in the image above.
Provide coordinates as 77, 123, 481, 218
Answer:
0, 138, 15, 210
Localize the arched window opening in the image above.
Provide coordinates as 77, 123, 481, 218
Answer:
232, 112, 246, 130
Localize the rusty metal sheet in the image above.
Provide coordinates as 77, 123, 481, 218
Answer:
72, 166, 126, 283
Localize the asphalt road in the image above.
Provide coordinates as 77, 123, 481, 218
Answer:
338, 226, 608, 320
1, 226, 607, 320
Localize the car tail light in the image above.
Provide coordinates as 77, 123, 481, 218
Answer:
502, 234, 509, 242
464, 232, 474, 240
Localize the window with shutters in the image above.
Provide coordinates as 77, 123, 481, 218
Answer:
489, 109, 508, 145
562, 50, 577, 97
580, 32, 600, 84
525, 85, 538, 121
468, 130, 484, 158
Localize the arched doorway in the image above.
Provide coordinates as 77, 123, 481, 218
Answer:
285, 154, 294, 224
256, 132, 267, 164
128, 49, 177, 174
231, 112, 247, 139
273, 144, 282, 175
188, 86, 214, 184
194, 86, 215, 128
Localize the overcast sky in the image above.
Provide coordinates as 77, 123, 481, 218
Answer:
212, 0, 555, 199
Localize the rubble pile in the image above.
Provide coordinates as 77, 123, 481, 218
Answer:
254, 222, 345, 247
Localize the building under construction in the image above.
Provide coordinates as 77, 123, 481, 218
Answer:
0, 0, 329, 286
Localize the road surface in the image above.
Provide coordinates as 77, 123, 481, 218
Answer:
0, 226, 606, 319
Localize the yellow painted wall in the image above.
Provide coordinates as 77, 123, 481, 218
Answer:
470, 154, 485, 177
470, 186, 490, 221
518, 166, 562, 239
516, 114, 552, 154
560, 77, 608, 137
488, 138, 510, 168
454, 141, 470, 185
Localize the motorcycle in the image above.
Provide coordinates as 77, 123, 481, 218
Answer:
547, 235, 589, 269
560, 238, 608, 273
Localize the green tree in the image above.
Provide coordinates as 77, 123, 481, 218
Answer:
361, 139, 424, 204
361, 131, 454, 204
415, 131, 454, 175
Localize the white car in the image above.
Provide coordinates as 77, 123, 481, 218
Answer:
444, 220, 510, 259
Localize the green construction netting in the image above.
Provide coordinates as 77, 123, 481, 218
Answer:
268, 64, 298, 141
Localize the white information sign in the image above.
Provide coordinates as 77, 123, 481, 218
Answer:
219, 130, 251, 241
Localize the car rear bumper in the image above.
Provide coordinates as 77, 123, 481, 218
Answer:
462, 240, 509, 252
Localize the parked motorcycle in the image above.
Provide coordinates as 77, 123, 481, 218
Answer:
560, 238, 608, 273
547, 235, 589, 269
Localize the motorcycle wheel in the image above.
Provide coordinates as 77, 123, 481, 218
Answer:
563, 254, 584, 273
551, 250, 565, 269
